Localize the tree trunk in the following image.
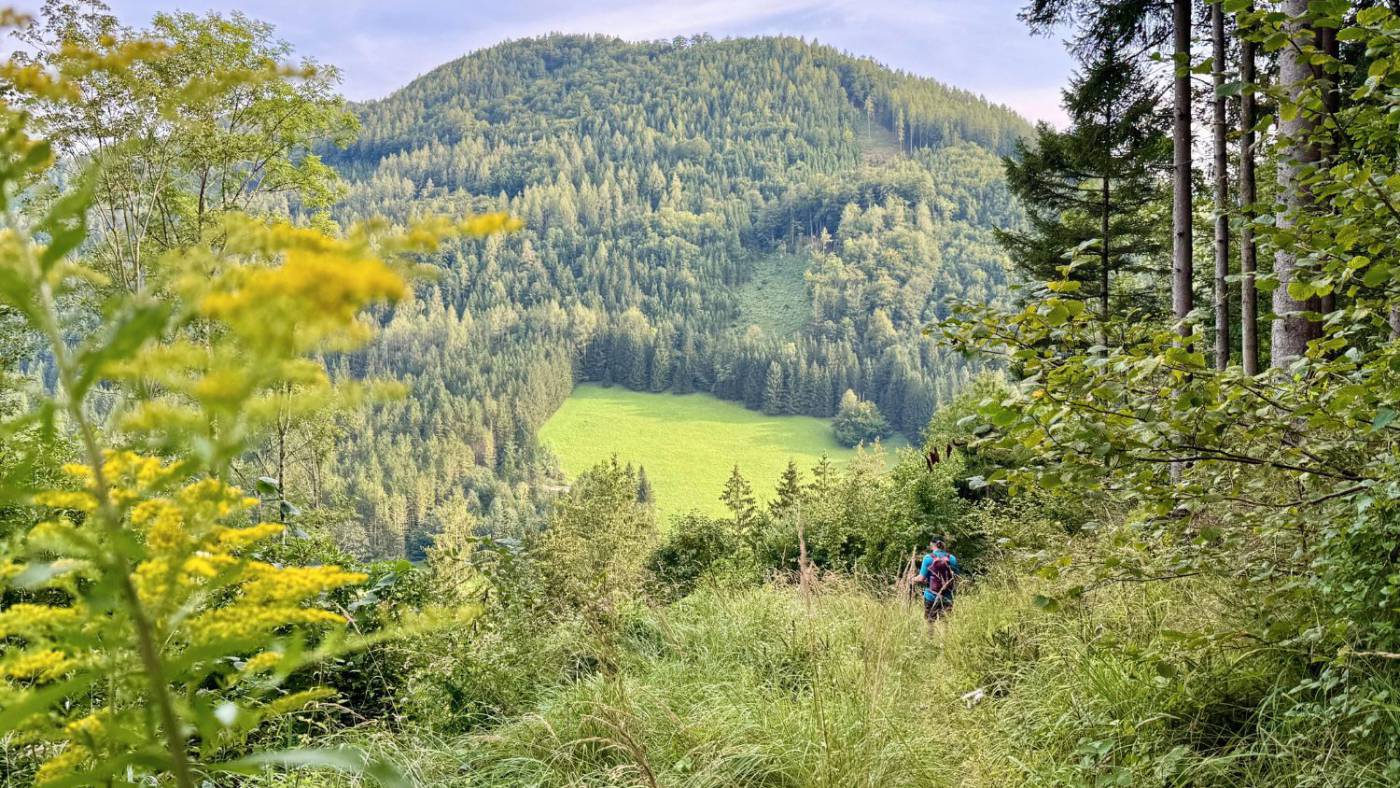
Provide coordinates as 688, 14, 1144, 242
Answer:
1100, 104, 1113, 349
1271, 0, 1321, 366
1212, 1, 1230, 370
1101, 168, 1111, 339
1172, 0, 1194, 344
1317, 26, 1339, 319
1239, 6, 1259, 375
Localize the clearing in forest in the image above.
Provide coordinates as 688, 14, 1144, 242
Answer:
539, 384, 907, 524
733, 253, 809, 337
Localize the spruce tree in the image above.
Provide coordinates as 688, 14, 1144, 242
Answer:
762, 361, 785, 415
720, 465, 759, 537
998, 46, 1169, 327
770, 459, 803, 518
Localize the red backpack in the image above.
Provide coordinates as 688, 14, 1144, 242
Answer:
926, 554, 955, 598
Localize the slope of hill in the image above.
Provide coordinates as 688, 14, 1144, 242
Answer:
325, 34, 1027, 556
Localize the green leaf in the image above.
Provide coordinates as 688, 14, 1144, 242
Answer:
1215, 80, 1244, 98
72, 302, 173, 399
13, 561, 81, 589
36, 173, 94, 271
212, 747, 407, 788
1361, 263, 1391, 288
1372, 407, 1397, 433
1287, 281, 1315, 301
0, 673, 97, 732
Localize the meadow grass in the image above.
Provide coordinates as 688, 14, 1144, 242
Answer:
538, 384, 907, 524
282, 572, 1397, 787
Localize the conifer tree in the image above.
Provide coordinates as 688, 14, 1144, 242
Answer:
770, 459, 803, 518
999, 46, 1169, 327
720, 465, 759, 536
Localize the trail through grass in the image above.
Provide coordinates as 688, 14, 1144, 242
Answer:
539, 384, 906, 524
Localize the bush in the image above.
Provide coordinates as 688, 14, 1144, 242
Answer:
832, 389, 892, 447
646, 513, 741, 600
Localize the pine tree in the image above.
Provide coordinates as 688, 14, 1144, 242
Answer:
1238, 1, 1260, 374
1211, 0, 1231, 369
720, 464, 758, 535
636, 465, 654, 504
770, 459, 803, 518
998, 46, 1169, 329
762, 361, 785, 415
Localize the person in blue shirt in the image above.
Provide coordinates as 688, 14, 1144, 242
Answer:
915, 537, 959, 621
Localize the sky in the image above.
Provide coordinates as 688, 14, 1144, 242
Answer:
73, 0, 1074, 125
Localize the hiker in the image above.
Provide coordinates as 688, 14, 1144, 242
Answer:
915, 537, 959, 621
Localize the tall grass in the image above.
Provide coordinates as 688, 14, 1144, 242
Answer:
296, 572, 1397, 786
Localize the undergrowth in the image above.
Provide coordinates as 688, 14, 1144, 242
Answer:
278, 570, 1399, 787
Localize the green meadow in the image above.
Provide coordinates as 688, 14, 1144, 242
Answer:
539, 384, 908, 523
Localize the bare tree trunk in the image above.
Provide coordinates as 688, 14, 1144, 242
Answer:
1101, 174, 1111, 334
1100, 103, 1113, 348
1172, 0, 1194, 344
1317, 26, 1339, 319
1239, 5, 1259, 374
1212, 1, 1230, 369
1272, 0, 1321, 366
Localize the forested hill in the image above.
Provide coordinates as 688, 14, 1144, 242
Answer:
324, 34, 1029, 556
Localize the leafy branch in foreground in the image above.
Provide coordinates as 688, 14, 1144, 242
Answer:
0, 17, 516, 786
939, 1, 1400, 743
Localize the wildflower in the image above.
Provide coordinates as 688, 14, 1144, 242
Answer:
186, 607, 346, 642
241, 651, 283, 675
2, 648, 77, 682
64, 711, 106, 740
34, 743, 89, 785
31, 491, 97, 513
241, 563, 367, 604
212, 522, 283, 551
0, 604, 81, 639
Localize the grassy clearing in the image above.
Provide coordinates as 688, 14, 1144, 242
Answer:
538, 385, 906, 524
734, 253, 810, 337
857, 122, 904, 165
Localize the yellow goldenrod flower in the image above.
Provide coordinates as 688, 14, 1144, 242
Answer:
0, 604, 81, 639
2, 648, 78, 682
34, 743, 89, 785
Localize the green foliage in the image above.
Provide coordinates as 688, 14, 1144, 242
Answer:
997, 44, 1170, 323
645, 514, 737, 601
537, 457, 656, 643
937, 3, 1400, 773
12, 1, 357, 295
832, 388, 892, 447
0, 17, 517, 783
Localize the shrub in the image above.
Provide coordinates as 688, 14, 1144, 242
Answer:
832, 389, 892, 447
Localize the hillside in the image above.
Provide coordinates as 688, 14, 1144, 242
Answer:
327, 35, 1026, 555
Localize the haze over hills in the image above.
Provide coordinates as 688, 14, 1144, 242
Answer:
323, 34, 1027, 555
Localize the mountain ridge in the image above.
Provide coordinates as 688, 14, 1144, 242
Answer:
324, 31, 1023, 552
